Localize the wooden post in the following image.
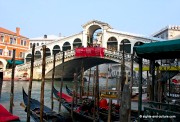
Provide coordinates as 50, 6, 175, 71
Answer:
59, 51, 64, 112
27, 43, 35, 122
71, 91, 74, 121
106, 73, 109, 94
75, 69, 78, 105
80, 60, 84, 99
121, 40, 125, 92
92, 71, 96, 97
96, 65, 99, 119
151, 60, 155, 101
40, 45, 46, 122
0, 72, 3, 99
93, 71, 97, 122
51, 53, 56, 110
120, 84, 131, 122
9, 49, 16, 114
87, 68, 91, 97
128, 52, 134, 121
108, 99, 112, 122
138, 57, 143, 122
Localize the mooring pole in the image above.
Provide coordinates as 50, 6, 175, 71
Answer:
128, 51, 134, 121
96, 65, 99, 119
51, 53, 56, 110
138, 57, 143, 122
9, 49, 16, 114
27, 43, 35, 122
87, 68, 91, 97
81, 60, 84, 99
59, 51, 64, 112
40, 45, 46, 122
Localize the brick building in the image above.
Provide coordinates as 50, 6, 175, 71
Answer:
0, 27, 29, 71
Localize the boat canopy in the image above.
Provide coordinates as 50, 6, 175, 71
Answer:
7, 60, 24, 65
134, 39, 180, 60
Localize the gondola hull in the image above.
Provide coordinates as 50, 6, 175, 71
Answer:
22, 88, 67, 122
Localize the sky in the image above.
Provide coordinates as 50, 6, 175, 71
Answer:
0, 0, 180, 38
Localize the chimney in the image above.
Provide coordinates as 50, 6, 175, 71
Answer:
16, 27, 20, 36
44, 34, 47, 38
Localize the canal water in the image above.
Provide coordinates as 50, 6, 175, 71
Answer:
0, 77, 117, 122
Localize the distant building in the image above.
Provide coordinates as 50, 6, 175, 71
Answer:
0, 27, 29, 71
29, 34, 65, 48
152, 25, 180, 39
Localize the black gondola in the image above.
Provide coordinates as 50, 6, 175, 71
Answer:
64, 85, 139, 121
22, 88, 69, 122
53, 86, 99, 122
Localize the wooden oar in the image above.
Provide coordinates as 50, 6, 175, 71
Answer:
20, 102, 48, 122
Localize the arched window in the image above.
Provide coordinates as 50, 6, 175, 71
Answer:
120, 39, 131, 53
53, 45, 60, 54
26, 54, 32, 62
35, 51, 41, 60
73, 38, 82, 49
107, 37, 118, 51
46, 48, 51, 57
63, 42, 71, 51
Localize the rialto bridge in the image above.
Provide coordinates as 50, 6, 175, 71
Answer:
6, 20, 161, 80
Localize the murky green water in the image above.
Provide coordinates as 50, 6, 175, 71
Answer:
0, 77, 117, 122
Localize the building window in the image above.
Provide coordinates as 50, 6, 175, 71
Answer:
37, 43, 39, 46
0, 36, 4, 42
24, 40, 26, 46
0, 49, 3, 55
20, 52, 24, 58
30, 43, 32, 48
14, 38, 16, 44
10, 37, 13, 44
21, 40, 24, 45
9, 50, 12, 56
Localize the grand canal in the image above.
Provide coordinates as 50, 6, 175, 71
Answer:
0, 77, 117, 122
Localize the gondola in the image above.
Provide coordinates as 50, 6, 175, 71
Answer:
53, 86, 125, 121
21, 88, 69, 122
53, 86, 99, 122
63, 86, 139, 121
0, 104, 20, 122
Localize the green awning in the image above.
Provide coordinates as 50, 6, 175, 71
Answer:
134, 39, 180, 60
7, 60, 24, 65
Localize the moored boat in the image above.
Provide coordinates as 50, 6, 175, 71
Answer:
53, 86, 99, 122
22, 88, 69, 122
0, 104, 20, 122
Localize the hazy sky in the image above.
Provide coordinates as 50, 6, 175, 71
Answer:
0, 0, 180, 38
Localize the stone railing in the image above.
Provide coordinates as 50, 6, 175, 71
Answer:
16, 48, 134, 71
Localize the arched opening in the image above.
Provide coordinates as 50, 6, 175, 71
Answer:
87, 25, 102, 47
0, 61, 3, 70
46, 48, 51, 57
73, 38, 82, 49
53, 45, 61, 54
35, 51, 41, 60
107, 37, 118, 51
134, 41, 144, 47
63, 42, 71, 51
26, 54, 32, 62
120, 39, 131, 53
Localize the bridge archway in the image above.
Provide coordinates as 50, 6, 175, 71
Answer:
53, 45, 61, 53
107, 37, 118, 51
63, 42, 71, 51
46, 48, 51, 57
120, 39, 131, 53
87, 25, 102, 47
73, 38, 82, 49
35, 51, 41, 60
26, 54, 32, 62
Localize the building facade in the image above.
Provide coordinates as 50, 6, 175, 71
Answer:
0, 27, 29, 71
152, 25, 180, 39
29, 34, 65, 49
